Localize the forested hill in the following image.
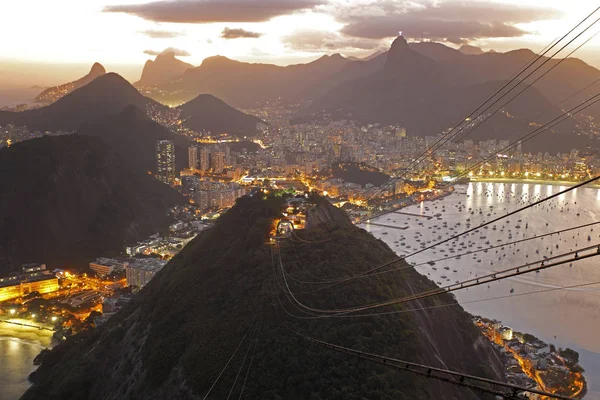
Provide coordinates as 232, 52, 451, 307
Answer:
23, 194, 503, 400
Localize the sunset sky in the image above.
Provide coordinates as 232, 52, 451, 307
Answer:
1, 0, 599, 86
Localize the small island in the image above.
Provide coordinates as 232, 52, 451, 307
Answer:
474, 317, 586, 398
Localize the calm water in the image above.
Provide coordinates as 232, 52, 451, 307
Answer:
0, 323, 52, 400
365, 182, 600, 399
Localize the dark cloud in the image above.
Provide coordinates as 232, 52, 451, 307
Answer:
221, 27, 263, 39
282, 29, 382, 52
139, 29, 183, 38
104, 0, 326, 23
144, 47, 191, 56
336, 0, 561, 42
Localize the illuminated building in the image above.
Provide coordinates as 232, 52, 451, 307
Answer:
89, 258, 127, 277
199, 147, 210, 172
156, 140, 175, 184
188, 146, 198, 170
0, 264, 59, 302
125, 259, 167, 289
211, 151, 225, 173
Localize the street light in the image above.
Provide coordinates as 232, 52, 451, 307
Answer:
51, 316, 57, 322
9, 309, 15, 315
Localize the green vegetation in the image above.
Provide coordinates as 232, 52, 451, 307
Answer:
23, 195, 502, 400
325, 162, 390, 187
559, 348, 583, 371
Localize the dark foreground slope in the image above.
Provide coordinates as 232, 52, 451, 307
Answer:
23, 195, 502, 400
0, 135, 184, 273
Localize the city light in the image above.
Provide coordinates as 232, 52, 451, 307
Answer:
51, 316, 57, 322
9, 309, 15, 315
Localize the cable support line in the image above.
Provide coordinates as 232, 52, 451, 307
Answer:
416, 18, 600, 160
290, 329, 575, 400
368, 74, 600, 206
278, 240, 600, 315
271, 244, 325, 319
273, 242, 600, 320
329, 279, 600, 319
370, 7, 600, 197
401, 220, 600, 270
270, 274, 570, 399
394, 10, 599, 177
226, 310, 262, 400
311, 175, 600, 293
451, 27, 600, 146
454, 92, 600, 179
202, 310, 260, 400
295, 219, 600, 293
237, 313, 262, 400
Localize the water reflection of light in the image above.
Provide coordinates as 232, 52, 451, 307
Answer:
597, 189, 600, 200
534, 184, 541, 196
559, 186, 566, 200
522, 184, 529, 196
7, 338, 19, 355
547, 185, 553, 195
498, 183, 505, 197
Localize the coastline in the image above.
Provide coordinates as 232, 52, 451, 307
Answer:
0, 322, 53, 400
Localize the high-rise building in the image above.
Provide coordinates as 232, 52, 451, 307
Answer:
211, 151, 225, 173
156, 140, 175, 184
199, 147, 210, 172
188, 146, 198, 170
224, 145, 231, 166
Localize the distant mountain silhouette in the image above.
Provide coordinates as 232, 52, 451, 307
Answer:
137, 52, 194, 86
0, 73, 164, 132
151, 53, 351, 107
176, 94, 263, 137
296, 36, 591, 153
459, 44, 485, 55
77, 105, 190, 174
0, 134, 184, 273
384, 36, 440, 80
34, 62, 106, 104
409, 42, 600, 120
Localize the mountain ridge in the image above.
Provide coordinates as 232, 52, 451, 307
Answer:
34, 62, 106, 104
137, 52, 194, 86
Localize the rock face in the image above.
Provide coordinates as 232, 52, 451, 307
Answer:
0, 73, 166, 132
137, 52, 194, 86
176, 94, 263, 137
22, 194, 503, 400
0, 135, 184, 273
34, 62, 106, 104
304, 197, 354, 230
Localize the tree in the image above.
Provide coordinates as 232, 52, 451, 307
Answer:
523, 333, 537, 343
559, 348, 580, 366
